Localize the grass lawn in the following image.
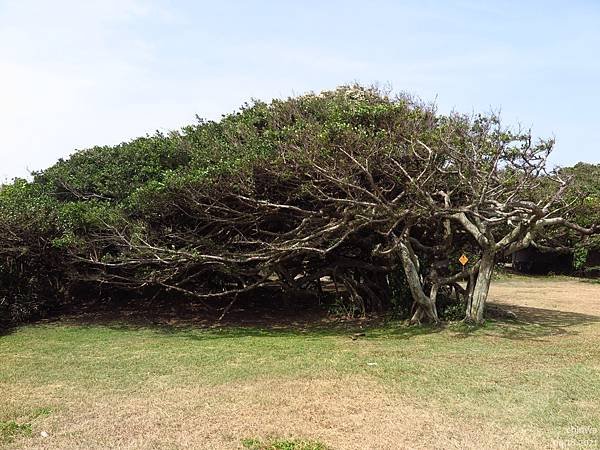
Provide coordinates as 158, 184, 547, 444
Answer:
1, 276, 599, 449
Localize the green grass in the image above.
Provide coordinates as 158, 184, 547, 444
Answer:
0, 407, 51, 444
0, 421, 32, 444
242, 437, 329, 450
0, 407, 53, 446
3, 322, 600, 412
1, 302, 600, 447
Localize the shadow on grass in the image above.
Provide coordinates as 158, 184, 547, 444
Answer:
64, 315, 447, 342
58, 297, 600, 342
0, 294, 440, 341
3, 300, 599, 343
453, 303, 600, 341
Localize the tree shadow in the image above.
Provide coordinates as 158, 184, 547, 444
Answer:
454, 302, 600, 341
3, 297, 598, 343
51, 313, 446, 342
1, 299, 448, 342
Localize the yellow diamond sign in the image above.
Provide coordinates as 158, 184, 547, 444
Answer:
459, 254, 469, 266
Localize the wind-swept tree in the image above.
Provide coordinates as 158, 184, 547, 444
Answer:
394, 115, 599, 323
68, 87, 597, 323
2, 85, 597, 327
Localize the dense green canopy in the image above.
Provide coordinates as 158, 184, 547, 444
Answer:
1, 86, 598, 327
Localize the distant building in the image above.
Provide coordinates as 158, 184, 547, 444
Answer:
512, 246, 600, 277
512, 247, 573, 274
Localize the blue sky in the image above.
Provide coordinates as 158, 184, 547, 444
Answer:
1, 0, 599, 181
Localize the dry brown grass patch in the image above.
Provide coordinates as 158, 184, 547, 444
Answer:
7, 377, 547, 450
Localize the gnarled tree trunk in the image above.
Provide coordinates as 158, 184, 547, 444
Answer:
465, 249, 494, 324
397, 232, 439, 324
